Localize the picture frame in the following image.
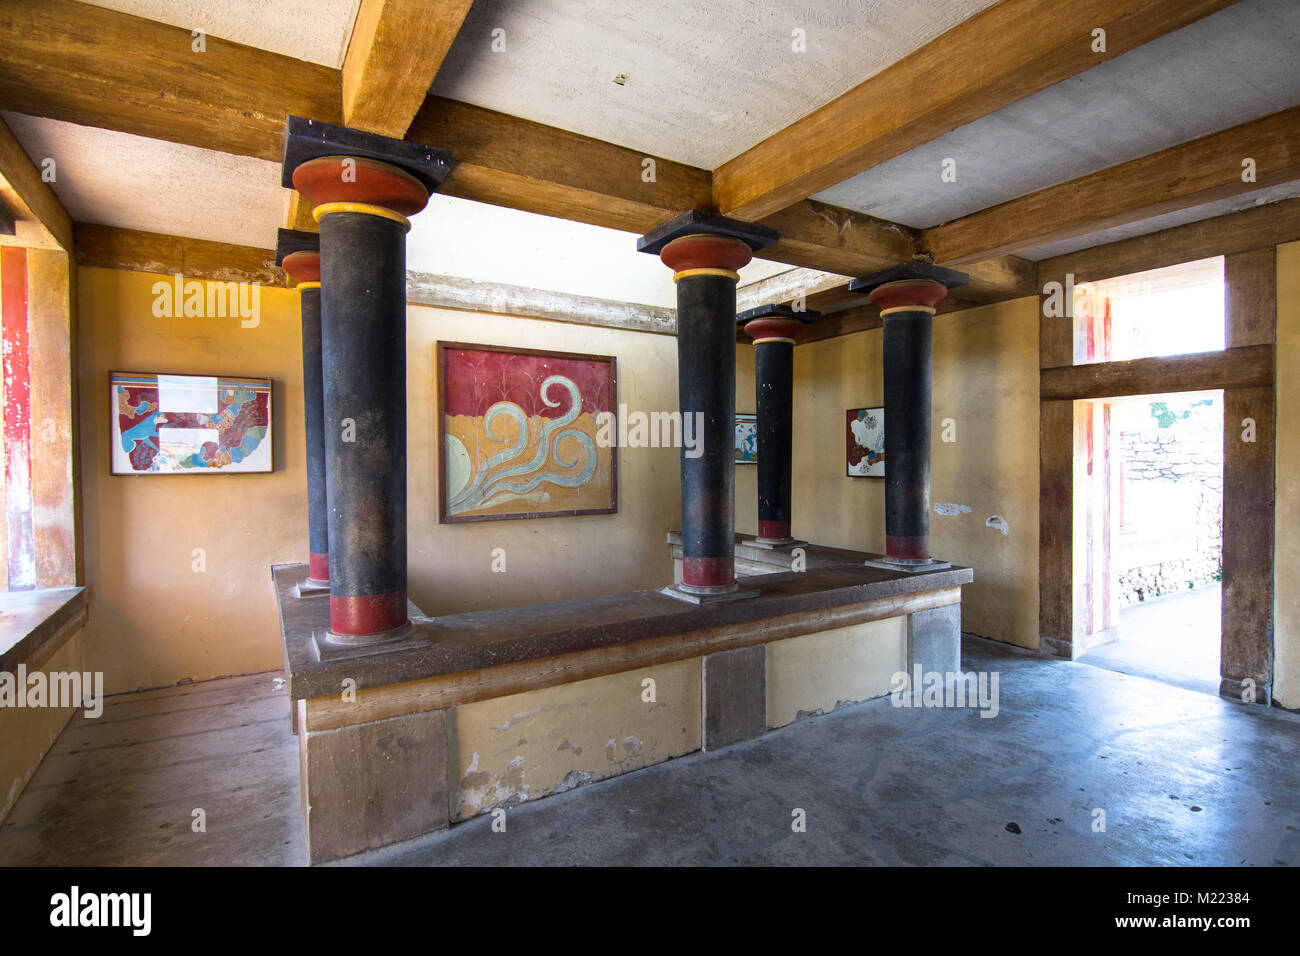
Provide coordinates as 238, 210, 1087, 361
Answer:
109, 371, 273, 475
735, 413, 758, 465
847, 406, 884, 478
437, 342, 618, 522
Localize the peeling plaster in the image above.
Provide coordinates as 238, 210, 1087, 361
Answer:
935, 503, 972, 516
986, 515, 1010, 536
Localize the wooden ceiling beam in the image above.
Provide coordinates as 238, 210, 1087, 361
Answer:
0, 115, 73, 251
342, 0, 476, 138
1038, 195, 1300, 284
0, 0, 1034, 293
925, 106, 1300, 265
74, 224, 290, 287
712, 0, 1240, 221
0, 0, 342, 163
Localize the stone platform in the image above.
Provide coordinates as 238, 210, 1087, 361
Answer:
272, 559, 971, 863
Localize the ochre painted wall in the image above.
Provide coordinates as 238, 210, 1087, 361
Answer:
77, 267, 308, 694
76, 268, 684, 693
736, 296, 1041, 649
407, 305, 681, 616
1274, 240, 1300, 709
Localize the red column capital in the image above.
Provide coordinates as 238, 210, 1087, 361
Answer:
660, 234, 753, 281
866, 277, 950, 313
280, 250, 321, 286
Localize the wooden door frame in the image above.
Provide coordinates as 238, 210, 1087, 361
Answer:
1035, 199, 1297, 705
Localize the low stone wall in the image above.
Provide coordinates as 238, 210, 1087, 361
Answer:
1118, 408, 1223, 605
1119, 554, 1221, 605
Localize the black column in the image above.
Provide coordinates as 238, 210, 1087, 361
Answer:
738, 304, 819, 545
276, 229, 329, 589
638, 211, 778, 596
848, 264, 969, 568
282, 116, 450, 640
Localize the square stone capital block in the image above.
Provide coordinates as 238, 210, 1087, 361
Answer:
274, 227, 319, 266
636, 209, 779, 256
736, 303, 822, 325
847, 262, 970, 296
280, 115, 451, 193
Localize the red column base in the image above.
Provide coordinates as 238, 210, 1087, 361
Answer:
329, 591, 409, 640
307, 552, 330, 586
886, 534, 931, 563
757, 520, 792, 542
682, 556, 735, 591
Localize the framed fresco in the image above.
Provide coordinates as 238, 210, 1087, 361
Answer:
847, 406, 884, 478
110, 372, 272, 475
735, 413, 757, 465
437, 342, 617, 522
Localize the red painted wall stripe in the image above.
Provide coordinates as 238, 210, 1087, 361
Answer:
1, 246, 36, 590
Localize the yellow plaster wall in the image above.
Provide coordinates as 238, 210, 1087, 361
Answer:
77, 267, 309, 693
406, 305, 681, 616
738, 296, 1041, 649
451, 658, 700, 820
765, 615, 908, 728
1274, 241, 1300, 709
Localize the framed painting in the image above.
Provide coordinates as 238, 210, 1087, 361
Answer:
847, 406, 884, 478
735, 413, 757, 464
110, 372, 272, 475
437, 342, 617, 522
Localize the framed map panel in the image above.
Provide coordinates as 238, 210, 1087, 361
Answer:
110, 372, 272, 475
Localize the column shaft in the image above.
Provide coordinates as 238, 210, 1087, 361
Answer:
882, 311, 933, 560
319, 211, 409, 636
848, 265, 968, 569
677, 274, 739, 588
755, 339, 793, 541
300, 284, 330, 584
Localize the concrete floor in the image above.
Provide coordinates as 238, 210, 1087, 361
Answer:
2, 638, 1297, 866
1079, 584, 1221, 696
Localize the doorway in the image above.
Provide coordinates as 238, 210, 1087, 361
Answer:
1077, 391, 1223, 695
1068, 259, 1226, 694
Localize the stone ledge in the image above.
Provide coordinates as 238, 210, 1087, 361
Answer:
667, 531, 882, 571
0, 586, 89, 673
272, 561, 972, 705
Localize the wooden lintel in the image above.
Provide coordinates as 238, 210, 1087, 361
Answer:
1038, 196, 1300, 285
1039, 345, 1274, 401
74, 224, 290, 287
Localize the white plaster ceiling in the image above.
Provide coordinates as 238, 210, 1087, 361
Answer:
79, 0, 361, 67
430, 0, 1001, 170
1, 111, 785, 308
2, 112, 287, 250
814, 0, 1300, 228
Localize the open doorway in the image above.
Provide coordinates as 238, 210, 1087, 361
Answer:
1078, 391, 1223, 694
1069, 258, 1226, 694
